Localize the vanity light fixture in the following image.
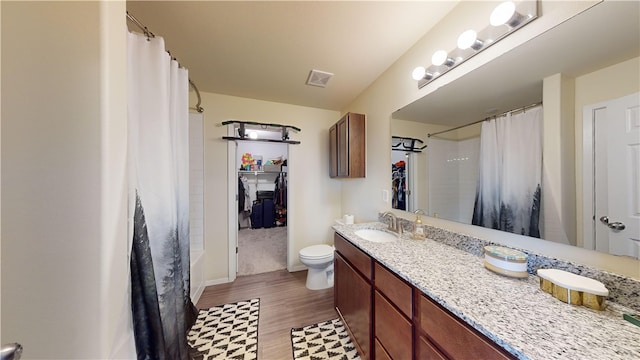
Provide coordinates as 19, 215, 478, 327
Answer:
412, 66, 434, 81
248, 131, 258, 139
490, 1, 526, 28
457, 29, 484, 51
412, 0, 537, 89
431, 50, 455, 67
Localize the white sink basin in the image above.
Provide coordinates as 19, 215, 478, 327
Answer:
354, 229, 397, 243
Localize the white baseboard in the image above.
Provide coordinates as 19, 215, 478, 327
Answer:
191, 283, 205, 304
288, 264, 307, 272
205, 277, 232, 287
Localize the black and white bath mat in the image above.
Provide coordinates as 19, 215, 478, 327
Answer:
291, 318, 360, 360
188, 298, 259, 360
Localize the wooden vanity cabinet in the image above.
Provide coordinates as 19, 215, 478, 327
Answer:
334, 232, 515, 360
334, 233, 372, 359
416, 293, 515, 360
329, 112, 365, 178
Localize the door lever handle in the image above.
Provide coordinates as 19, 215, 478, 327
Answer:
608, 222, 626, 231
600, 216, 626, 231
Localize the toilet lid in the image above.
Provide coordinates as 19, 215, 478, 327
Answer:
300, 244, 334, 259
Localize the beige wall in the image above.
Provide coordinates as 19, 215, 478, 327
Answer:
341, 1, 639, 278
1, 1, 134, 358
542, 73, 575, 246
198, 92, 341, 282
574, 56, 640, 248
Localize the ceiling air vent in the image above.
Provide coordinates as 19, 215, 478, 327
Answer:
306, 69, 333, 88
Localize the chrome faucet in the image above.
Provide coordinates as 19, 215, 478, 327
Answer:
1, 343, 22, 360
381, 211, 400, 233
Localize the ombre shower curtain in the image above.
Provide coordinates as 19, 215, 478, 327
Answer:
128, 31, 197, 359
472, 105, 543, 237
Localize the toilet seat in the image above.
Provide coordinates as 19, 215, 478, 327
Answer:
299, 244, 334, 259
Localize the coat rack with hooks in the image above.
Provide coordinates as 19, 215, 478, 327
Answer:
392, 136, 426, 153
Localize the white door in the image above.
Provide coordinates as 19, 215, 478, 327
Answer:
585, 92, 640, 258
604, 93, 640, 257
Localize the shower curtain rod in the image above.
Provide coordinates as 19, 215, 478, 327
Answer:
126, 11, 204, 113
427, 101, 542, 138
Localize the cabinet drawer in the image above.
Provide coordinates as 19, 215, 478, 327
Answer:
416, 335, 447, 360
374, 339, 392, 360
418, 294, 513, 360
374, 262, 412, 318
334, 233, 372, 280
375, 291, 412, 360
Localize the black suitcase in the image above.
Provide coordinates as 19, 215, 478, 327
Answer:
251, 201, 263, 229
262, 199, 275, 228
256, 190, 274, 200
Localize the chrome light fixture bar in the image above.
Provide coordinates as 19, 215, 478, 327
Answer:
414, 1, 538, 89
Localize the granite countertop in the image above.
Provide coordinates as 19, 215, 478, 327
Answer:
333, 222, 640, 360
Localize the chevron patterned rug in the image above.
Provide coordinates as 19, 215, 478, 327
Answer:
291, 318, 360, 360
188, 298, 260, 360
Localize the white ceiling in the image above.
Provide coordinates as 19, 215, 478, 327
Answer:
126, 1, 459, 111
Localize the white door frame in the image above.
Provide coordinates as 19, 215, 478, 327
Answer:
226, 125, 293, 281
582, 102, 600, 251
226, 125, 238, 282
407, 152, 418, 212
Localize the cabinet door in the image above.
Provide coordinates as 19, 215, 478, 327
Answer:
335, 253, 371, 359
337, 116, 349, 177
329, 123, 338, 177
346, 113, 366, 178
374, 291, 412, 360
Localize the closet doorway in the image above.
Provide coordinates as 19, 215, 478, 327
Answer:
228, 126, 289, 278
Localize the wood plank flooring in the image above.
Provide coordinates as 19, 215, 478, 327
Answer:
195, 269, 337, 359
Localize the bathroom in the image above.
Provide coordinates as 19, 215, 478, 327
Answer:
1, 1, 639, 359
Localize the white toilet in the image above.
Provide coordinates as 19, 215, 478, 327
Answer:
299, 244, 335, 290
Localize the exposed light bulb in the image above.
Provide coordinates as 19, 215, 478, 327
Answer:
490, 1, 516, 26
431, 50, 449, 66
412, 66, 426, 81
248, 131, 258, 139
457, 29, 478, 50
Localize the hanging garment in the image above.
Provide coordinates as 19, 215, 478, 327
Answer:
274, 173, 287, 225
238, 175, 251, 212
392, 163, 406, 210
238, 176, 252, 229
472, 106, 543, 237
128, 31, 197, 360
238, 176, 245, 213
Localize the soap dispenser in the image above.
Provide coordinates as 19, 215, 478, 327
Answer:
412, 209, 426, 240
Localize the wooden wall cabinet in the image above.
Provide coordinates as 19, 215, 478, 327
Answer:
329, 112, 365, 178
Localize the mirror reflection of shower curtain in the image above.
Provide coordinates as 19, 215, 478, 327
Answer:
472, 106, 543, 237
128, 32, 197, 359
